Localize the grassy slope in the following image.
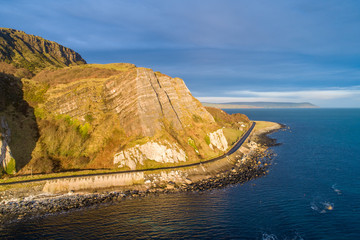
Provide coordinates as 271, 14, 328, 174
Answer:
205, 107, 251, 147
254, 121, 281, 132
0, 28, 86, 73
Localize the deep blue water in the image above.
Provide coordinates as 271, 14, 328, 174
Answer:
1, 109, 360, 239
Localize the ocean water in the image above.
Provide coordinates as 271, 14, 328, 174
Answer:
1, 109, 360, 239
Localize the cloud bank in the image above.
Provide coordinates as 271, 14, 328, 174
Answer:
197, 86, 360, 107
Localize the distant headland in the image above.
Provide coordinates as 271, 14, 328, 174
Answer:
202, 102, 318, 109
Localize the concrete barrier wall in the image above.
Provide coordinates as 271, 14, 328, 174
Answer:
43, 172, 144, 193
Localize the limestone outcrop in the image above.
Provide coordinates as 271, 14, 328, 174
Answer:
114, 141, 187, 170
208, 129, 229, 152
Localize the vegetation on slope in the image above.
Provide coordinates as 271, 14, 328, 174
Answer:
0, 29, 253, 177
205, 107, 251, 146
0, 65, 253, 175
0, 28, 86, 73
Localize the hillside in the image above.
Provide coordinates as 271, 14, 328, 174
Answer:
0, 28, 86, 74
202, 102, 318, 109
0, 29, 250, 175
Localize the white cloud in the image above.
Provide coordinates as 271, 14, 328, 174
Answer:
226, 88, 360, 100
196, 86, 360, 107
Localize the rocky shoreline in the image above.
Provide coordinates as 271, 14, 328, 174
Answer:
0, 125, 283, 225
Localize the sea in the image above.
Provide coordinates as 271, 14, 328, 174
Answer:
1, 108, 360, 239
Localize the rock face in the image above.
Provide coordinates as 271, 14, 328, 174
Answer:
0, 72, 39, 174
14, 63, 221, 173
114, 141, 187, 170
43, 65, 215, 137
0, 28, 86, 72
208, 129, 228, 151
0, 117, 15, 174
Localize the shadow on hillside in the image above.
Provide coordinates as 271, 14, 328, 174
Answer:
0, 72, 39, 171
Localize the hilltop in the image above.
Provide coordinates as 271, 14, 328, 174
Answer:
0, 28, 86, 74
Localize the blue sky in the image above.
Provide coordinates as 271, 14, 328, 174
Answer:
1, 0, 360, 107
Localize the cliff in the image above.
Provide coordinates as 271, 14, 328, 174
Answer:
0, 29, 250, 175
24, 63, 233, 171
0, 28, 86, 73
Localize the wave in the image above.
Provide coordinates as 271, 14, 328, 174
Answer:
310, 197, 334, 213
262, 232, 303, 240
331, 184, 342, 195
262, 233, 278, 240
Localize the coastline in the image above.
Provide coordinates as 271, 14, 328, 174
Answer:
0, 121, 284, 224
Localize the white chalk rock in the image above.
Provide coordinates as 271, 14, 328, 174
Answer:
114, 141, 187, 170
208, 128, 228, 152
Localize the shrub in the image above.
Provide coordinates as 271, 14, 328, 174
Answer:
192, 114, 202, 122
204, 135, 211, 145
85, 114, 94, 123
5, 157, 16, 175
34, 107, 45, 119
78, 122, 90, 138
188, 138, 199, 154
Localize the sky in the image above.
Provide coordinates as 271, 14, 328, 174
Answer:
1, 0, 360, 107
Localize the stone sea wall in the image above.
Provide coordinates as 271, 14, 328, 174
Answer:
43, 172, 145, 193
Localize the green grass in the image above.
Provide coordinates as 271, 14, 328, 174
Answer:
187, 138, 199, 154
126, 136, 150, 148
204, 135, 211, 145
59, 114, 91, 139
0, 182, 44, 192
22, 80, 49, 106
254, 121, 279, 131
4, 157, 16, 175
78, 122, 91, 138
85, 114, 94, 123
223, 128, 244, 146
192, 114, 203, 122
34, 107, 46, 119
88, 63, 136, 71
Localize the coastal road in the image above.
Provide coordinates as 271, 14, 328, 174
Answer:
0, 122, 256, 186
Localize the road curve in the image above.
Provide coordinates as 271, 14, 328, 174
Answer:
0, 122, 256, 186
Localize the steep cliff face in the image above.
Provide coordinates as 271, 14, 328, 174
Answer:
20, 63, 222, 172
40, 64, 214, 137
0, 72, 39, 175
0, 117, 15, 174
0, 28, 86, 73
